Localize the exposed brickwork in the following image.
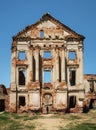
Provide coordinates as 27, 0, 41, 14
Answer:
0, 13, 94, 114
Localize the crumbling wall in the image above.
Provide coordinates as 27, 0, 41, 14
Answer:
10, 13, 85, 113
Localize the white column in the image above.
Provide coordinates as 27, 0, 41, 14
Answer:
56, 48, 59, 81
78, 45, 84, 84
67, 67, 70, 86
35, 47, 39, 81
52, 48, 56, 83
28, 47, 33, 82
61, 49, 65, 81
11, 47, 17, 88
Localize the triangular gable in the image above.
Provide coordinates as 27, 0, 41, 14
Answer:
13, 13, 85, 40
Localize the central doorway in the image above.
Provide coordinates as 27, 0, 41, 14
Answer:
43, 93, 53, 114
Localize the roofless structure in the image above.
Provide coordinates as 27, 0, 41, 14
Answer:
10, 13, 85, 113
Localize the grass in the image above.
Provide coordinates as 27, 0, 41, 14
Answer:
0, 112, 36, 130
59, 123, 96, 130
68, 123, 96, 130
0, 109, 96, 130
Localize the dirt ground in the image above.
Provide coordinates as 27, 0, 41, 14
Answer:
32, 114, 66, 130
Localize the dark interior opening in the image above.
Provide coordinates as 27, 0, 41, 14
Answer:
19, 70, 26, 85
89, 99, 94, 109
70, 70, 76, 86
69, 96, 76, 108
0, 99, 5, 111
19, 96, 25, 107
90, 81, 94, 93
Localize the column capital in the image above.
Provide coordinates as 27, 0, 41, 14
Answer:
78, 45, 83, 52
28, 44, 33, 50
35, 45, 40, 51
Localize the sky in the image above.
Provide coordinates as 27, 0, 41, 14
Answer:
0, 0, 96, 87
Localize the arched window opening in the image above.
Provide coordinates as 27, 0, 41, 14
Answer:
19, 69, 26, 85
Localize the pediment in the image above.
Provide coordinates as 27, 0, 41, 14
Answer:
13, 13, 84, 40
37, 20, 57, 28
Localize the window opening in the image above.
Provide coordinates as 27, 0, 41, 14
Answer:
70, 70, 76, 86
44, 51, 51, 59
40, 30, 44, 38
69, 96, 76, 108
19, 51, 26, 60
89, 99, 94, 109
19, 96, 25, 107
44, 70, 51, 83
19, 69, 26, 85
69, 51, 76, 60
90, 81, 94, 93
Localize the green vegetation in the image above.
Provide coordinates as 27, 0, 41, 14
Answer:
59, 123, 96, 130
69, 123, 96, 130
0, 109, 96, 130
0, 112, 36, 130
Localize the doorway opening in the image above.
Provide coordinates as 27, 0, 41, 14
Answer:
43, 93, 52, 114
69, 96, 76, 108
19, 96, 25, 107
0, 99, 5, 111
89, 99, 94, 109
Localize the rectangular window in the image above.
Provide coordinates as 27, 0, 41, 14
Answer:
90, 81, 94, 92
40, 30, 44, 38
44, 51, 51, 59
44, 70, 51, 83
19, 51, 26, 60
18, 69, 26, 85
69, 70, 76, 86
69, 51, 76, 60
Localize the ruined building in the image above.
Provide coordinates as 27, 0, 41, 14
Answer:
83, 74, 96, 112
10, 13, 86, 113
0, 84, 9, 112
